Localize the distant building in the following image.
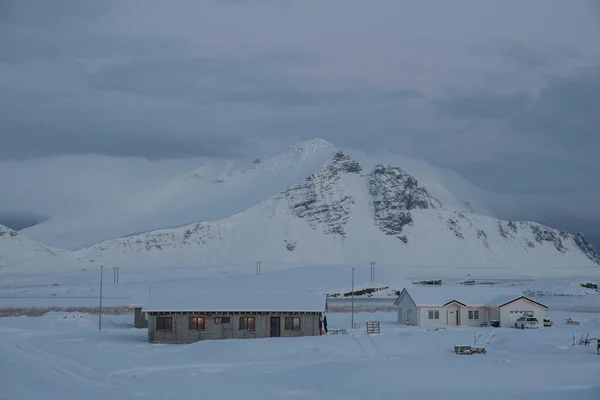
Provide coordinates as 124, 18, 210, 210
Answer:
394, 287, 547, 328
142, 291, 326, 344
130, 304, 147, 329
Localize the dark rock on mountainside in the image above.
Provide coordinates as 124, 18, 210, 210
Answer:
530, 224, 567, 253
0, 226, 19, 238
477, 229, 489, 248
574, 233, 600, 265
368, 164, 441, 242
281, 151, 361, 238
447, 219, 464, 240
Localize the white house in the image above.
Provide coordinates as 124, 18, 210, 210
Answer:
394, 287, 547, 328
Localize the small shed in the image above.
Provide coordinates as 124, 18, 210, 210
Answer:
142, 290, 326, 344
129, 304, 147, 329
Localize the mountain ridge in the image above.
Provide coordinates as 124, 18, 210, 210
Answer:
3, 139, 600, 273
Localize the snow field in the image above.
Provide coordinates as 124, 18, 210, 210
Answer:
1, 311, 599, 400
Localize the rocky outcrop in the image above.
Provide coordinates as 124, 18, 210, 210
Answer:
530, 224, 567, 253
498, 221, 518, 240
279, 151, 361, 238
89, 222, 226, 254
574, 233, 600, 265
368, 165, 441, 242
447, 218, 464, 240
0, 226, 19, 238
477, 229, 489, 248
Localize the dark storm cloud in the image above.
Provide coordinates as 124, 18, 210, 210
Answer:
86, 56, 355, 106
1, 0, 600, 245
470, 41, 554, 68
0, 124, 243, 160
382, 89, 425, 101
433, 91, 531, 120
0, 211, 48, 230
432, 66, 600, 158
508, 66, 600, 153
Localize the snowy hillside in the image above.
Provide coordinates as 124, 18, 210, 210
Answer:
76, 147, 600, 271
3, 138, 599, 274
21, 139, 338, 249
0, 225, 78, 271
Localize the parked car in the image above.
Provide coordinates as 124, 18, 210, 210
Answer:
515, 316, 540, 329
543, 317, 552, 327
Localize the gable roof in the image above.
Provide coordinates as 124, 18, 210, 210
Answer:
394, 286, 528, 308
486, 295, 547, 309
142, 289, 326, 313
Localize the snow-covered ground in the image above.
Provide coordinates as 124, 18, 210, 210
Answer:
1, 264, 600, 398
1, 264, 599, 312
1, 310, 599, 400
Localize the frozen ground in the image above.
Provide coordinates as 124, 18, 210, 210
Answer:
1, 311, 599, 400
1, 265, 600, 399
1, 264, 598, 312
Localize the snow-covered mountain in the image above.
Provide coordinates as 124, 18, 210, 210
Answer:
3, 139, 600, 274
0, 225, 79, 272
77, 145, 599, 271
21, 139, 338, 249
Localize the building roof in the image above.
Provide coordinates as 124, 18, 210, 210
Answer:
141, 289, 326, 313
486, 295, 547, 309
395, 286, 543, 308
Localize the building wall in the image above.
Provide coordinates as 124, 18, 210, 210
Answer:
148, 312, 321, 344
417, 306, 447, 326
459, 307, 490, 327
395, 292, 418, 325
498, 299, 546, 328
416, 305, 491, 327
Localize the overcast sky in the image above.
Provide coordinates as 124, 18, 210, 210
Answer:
1, 0, 599, 243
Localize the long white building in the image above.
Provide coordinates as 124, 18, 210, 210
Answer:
394, 287, 547, 328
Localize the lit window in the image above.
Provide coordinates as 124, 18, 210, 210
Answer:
214, 316, 231, 324
189, 317, 205, 331
239, 317, 256, 331
285, 317, 301, 330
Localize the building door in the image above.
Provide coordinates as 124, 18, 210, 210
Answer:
447, 306, 460, 326
220, 316, 232, 339
270, 317, 281, 337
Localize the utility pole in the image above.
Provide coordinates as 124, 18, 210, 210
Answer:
372, 262, 375, 280
99, 265, 103, 331
370, 261, 376, 281
351, 267, 355, 329
256, 260, 261, 275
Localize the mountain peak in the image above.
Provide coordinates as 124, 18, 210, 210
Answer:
281, 138, 338, 158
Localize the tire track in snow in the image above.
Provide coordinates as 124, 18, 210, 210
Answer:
10, 336, 119, 387
351, 335, 371, 358
366, 334, 388, 359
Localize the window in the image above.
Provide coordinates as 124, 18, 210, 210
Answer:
468, 310, 480, 320
285, 317, 301, 331
239, 317, 256, 331
428, 310, 440, 320
156, 316, 172, 331
214, 316, 231, 324
189, 317, 205, 331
